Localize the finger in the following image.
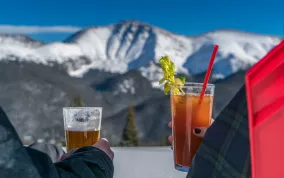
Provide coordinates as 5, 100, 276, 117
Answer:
60, 148, 78, 161
93, 138, 114, 160
193, 127, 208, 138
168, 121, 172, 128
168, 135, 173, 143
100, 138, 110, 145
100, 138, 109, 143
94, 138, 110, 147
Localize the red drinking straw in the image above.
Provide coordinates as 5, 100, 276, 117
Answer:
199, 45, 219, 104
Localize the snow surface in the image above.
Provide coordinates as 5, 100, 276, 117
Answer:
0, 21, 281, 86
114, 78, 136, 95
139, 61, 164, 88
62, 147, 188, 178
113, 147, 187, 178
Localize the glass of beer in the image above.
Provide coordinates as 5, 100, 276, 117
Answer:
63, 107, 102, 151
170, 82, 214, 172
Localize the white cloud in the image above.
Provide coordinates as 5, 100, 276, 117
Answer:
0, 25, 82, 34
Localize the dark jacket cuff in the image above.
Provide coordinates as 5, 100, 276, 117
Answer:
72, 146, 114, 177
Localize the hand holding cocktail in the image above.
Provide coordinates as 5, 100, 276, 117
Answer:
168, 118, 215, 143
159, 57, 215, 172
158, 45, 218, 172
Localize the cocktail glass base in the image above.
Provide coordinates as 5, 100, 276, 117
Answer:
175, 164, 190, 172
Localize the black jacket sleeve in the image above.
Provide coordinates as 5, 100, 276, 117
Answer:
0, 106, 41, 178
187, 85, 251, 178
0, 106, 114, 178
55, 146, 114, 178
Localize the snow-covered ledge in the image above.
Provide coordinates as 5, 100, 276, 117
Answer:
26, 145, 187, 178
110, 147, 187, 178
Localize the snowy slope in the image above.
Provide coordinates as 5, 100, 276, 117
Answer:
0, 20, 281, 82
61, 147, 187, 178
111, 147, 187, 178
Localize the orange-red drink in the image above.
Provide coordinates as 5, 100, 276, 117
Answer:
170, 83, 214, 172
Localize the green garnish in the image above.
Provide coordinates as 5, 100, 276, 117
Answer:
158, 56, 186, 95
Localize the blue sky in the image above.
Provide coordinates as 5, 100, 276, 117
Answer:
0, 0, 283, 42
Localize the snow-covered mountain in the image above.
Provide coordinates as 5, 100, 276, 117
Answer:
0, 20, 281, 83
1, 20, 282, 145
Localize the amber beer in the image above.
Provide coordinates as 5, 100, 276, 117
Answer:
63, 107, 102, 152
170, 83, 214, 172
65, 130, 100, 151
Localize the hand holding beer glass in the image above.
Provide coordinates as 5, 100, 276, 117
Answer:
63, 107, 102, 151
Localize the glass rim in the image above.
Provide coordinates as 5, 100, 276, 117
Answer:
170, 82, 215, 88
62, 107, 102, 130
63, 107, 102, 110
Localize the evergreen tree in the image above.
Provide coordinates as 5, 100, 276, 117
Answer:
121, 105, 139, 146
159, 135, 171, 146
70, 95, 84, 107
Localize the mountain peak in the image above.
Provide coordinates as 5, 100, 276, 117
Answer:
116, 20, 152, 26
0, 20, 282, 82
65, 20, 153, 43
0, 34, 43, 47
